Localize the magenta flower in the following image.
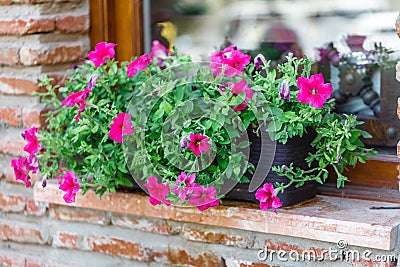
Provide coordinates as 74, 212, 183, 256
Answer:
255, 183, 282, 212
127, 54, 151, 78
210, 46, 250, 77
210, 45, 235, 76
220, 79, 253, 111
143, 176, 171, 206
187, 133, 210, 156
22, 126, 40, 155
279, 80, 290, 101
150, 40, 170, 66
25, 154, 38, 173
172, 172, 196, 202
10, 157, 31, 188
109, 112, 134, 143
88, 74, 99, 90
88, 42, 116, 68
223, 49, 251, 77
59, 171, 80, 204
189, 185, 220, 211
61, 88, 92, 121
297, 73, 333, 108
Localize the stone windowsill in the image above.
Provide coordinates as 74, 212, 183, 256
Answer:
33, 183, 400, 251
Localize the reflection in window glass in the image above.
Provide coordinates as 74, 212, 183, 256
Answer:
149, 0, 400, 60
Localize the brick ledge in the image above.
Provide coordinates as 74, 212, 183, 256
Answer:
34, 183, 399, 251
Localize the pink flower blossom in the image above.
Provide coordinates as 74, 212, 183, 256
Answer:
220, 79, 253, 111
173, 172, 196, 202
61, 88, 92, 121
189, 185, 220, 211
396, 62, 400, 82
88, 42, 116, 68
127, 54, 151, 78
255, 183, 282, 212
143, 176, 171, 206
10, 157, 31, 188
187, 133, 210, 156
223, 49, 251, 77
210, 45, 235, 76
150, 40, 170, 66
109, 112, 134, 143
210, 46, 250, 77
25, 154, 38, 173
297, 73, 333, 108
59, 171, 80, 204
22, 126, 40, 155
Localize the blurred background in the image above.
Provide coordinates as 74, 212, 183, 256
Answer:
148, 0, 400, 60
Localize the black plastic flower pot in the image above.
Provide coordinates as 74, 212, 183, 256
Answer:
225, 128, 317, 207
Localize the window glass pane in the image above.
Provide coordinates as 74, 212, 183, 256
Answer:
149, 0, 400, 60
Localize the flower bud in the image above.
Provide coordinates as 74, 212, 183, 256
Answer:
279, 80, 290, 101
180, 136, 188, 148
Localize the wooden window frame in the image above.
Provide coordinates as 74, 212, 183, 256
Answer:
89, 0, 400, 203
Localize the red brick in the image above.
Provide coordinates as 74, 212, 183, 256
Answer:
86, 235, 153, 261
6, 168, 41, 186
0, 192, 25, 212
56, 15, 88, 34
52, 231, 79, 249
0, 76, 40, 95
181, 224, 253, 248
0, 138, 25, 156
0, 106, 22, 126
26, 198, 47, 216
0, 250, 25, 267
20, 43, 85, 66
0, 18, 55, 35
0, 46, 19, 65
0, 220, 45, 244
111, 214, 178, 235
167, 249, 221, 267
49, 204, 110, 225
22, 108, 42, 127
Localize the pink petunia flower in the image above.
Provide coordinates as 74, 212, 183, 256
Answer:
127, 54, 151, 78
59, 171, 80, 204
143, 176, 171, 206
187, 133, 210, 156
210, 45, 235, 76
297, 73, 333, 108
210, 45, 250, 77
150, 40, 171, 66
172, 172, 196, 202
220, 79, 253, 111
223, 49, 251, 77
255, 183, 282, 212
189, 185, 220, 211
25, 154, 38, 173
88, 42, 116, 68
22, 126, 40, 155
10, 157, 31, 188
109, 112, 134, 143
61, 88, 92, 121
